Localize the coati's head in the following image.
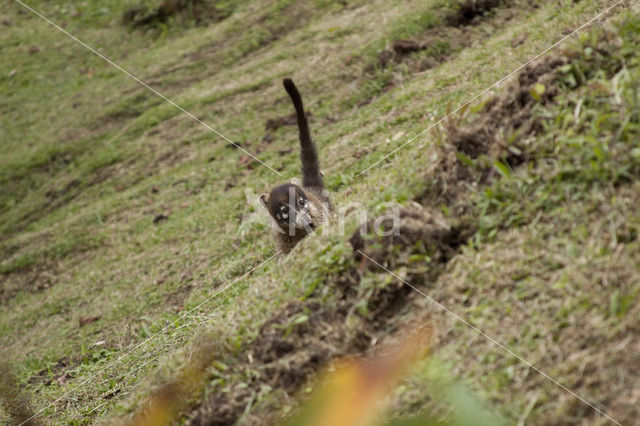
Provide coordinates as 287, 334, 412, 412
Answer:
260, 181, 315, 236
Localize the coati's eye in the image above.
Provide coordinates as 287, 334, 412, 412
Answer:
299, 198, 306, 207
277, 205, 289, 221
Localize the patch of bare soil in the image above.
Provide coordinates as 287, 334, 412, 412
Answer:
447, 0, 506, 26
374, 26, 457, 74
122, 0, 235, 27
0, 362, 39, 425
92, 92, 159, 134
153, 146, 191, 169
93, 108, 142, 134
0, 149, 78, 235
265, 111, 314, 132
0, 262, 58, 305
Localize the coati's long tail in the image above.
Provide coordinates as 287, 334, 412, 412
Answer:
283, 78, 324, 188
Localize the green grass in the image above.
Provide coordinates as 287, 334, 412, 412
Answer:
2, 0, 639, 424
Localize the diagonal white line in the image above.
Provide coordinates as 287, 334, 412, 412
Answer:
19, 250, 281, 426
356, 0, 626, 176
15, 0, 282, 176
357, 250, 622, 426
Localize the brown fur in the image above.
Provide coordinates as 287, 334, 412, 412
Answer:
270, 185, 331, 253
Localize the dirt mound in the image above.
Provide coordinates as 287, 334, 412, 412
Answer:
392, 39, 426, 55
350, 206, 468, 266
451, 56, 565, 161
448, 0, 506, 26
421, 55, 567, 207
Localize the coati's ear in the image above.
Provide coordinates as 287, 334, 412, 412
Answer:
290, 177, 302, 186
259, 194, 269, 210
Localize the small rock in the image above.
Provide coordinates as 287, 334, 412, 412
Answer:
36, 282, 50, 291
511, 33, 528, 47
392, 131, 405, 142
153, 213, 169, 224
79, 316, 100, 327
56, 373, 73, 386
392, 39, 424, 55
28, 45, 40, 54
265, 112, 297, 131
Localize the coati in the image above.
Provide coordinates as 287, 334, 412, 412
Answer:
260, 79, 332, 254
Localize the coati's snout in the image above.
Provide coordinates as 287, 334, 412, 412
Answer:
296, 211, 314, 230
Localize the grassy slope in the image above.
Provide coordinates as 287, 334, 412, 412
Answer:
1, 0, 638, 424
